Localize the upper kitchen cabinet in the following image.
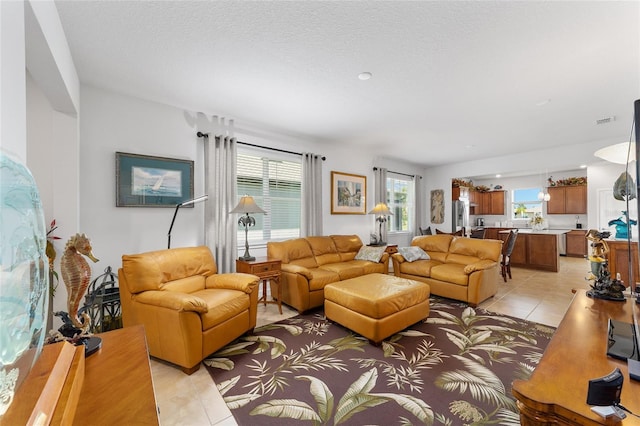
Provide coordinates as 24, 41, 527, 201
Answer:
471, 190, 505, 215
452, 186, 470, 200
547, 185, 587, 214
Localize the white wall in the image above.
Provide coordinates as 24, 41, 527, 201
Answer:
1, 1, 26, 160
588, 160, 639, 239
5, 0, 81, 321
79, 86, 424, 269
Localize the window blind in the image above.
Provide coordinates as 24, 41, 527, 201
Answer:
237, 152, 302, 243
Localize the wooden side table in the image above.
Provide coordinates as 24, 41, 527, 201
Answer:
236, 257, 282, 314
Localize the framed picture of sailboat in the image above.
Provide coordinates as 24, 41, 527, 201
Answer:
116, 152, 194, 207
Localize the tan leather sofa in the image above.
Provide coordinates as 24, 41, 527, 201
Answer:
391, 235, 502, 306
267, 235, 389, 313
118, 246, 260, 374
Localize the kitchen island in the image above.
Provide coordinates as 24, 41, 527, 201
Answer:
498, 229, 571, 272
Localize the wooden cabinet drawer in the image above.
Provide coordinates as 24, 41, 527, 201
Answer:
248, 262, 279, 274
236, 258, 281, 278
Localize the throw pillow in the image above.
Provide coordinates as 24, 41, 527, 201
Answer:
354, 246, 386, 263
399, 246, 430, 262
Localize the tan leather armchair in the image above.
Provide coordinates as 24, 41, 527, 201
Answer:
118, 246, 260, 374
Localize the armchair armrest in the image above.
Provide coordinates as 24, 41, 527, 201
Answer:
281, 264, 313, 280
391, 253, 406, 264
206, 273, 260, 293
379, 253, 390, 264
463, 260, 497, 274
134, 290, 208, 313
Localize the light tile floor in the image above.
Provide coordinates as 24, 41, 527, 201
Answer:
150, 256, 595, 425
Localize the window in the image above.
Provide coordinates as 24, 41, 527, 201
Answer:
512, 188, 543, 220
386, 173, 414, 232
236, 151, 301, 244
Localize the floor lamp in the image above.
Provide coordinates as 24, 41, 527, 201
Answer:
167, 195, 208, 249
230, 195, 266, 261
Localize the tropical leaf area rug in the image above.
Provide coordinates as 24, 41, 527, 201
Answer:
204, 297, 555, 425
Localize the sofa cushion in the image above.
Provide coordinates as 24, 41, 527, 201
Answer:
319, 263, 364, 280
306, 236, 341, 266
308, 268, 341, 291
194, 289, 250, 330
398, 246, 430, 262
331, 235, 363, 261
162, 275, 206, 294
122, 246, 217, 294
398, 259, 442, 277
411, 235, 453, 263
268, 238, 318, 269
430, 263, 469, 286
351, 259, 388, 275
355, 246, 385, 262
449, 237, 502, 262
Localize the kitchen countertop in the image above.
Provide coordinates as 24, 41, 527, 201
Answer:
498, 229, 571, 235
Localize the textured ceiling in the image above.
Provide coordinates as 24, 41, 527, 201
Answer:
54, 1, 639, 168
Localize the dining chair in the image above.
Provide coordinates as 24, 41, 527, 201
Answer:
470, 228, 486, 239
501, 229, 518, 282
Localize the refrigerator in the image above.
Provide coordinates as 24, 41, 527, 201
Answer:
452, 198, 469, 234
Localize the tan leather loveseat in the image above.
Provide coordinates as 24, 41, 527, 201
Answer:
267, 235, 389, 313
391, 235, 502, 306
119, 246, 260, 374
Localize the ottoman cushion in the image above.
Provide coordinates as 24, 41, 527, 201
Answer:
324, 273, 430, 344
324, 274, 430, 319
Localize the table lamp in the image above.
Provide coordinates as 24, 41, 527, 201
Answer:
167, 195, 208, 249
368, 202, 392, 245
230, 195, 266, 261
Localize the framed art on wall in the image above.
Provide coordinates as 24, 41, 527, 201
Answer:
331, 171, 366, 214
116, 152, 194, 207
431, 189, 444, 224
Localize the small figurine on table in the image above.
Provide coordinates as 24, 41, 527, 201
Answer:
585, 229, 626, 301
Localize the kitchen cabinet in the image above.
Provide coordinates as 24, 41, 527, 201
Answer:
566, 230, 588, 257
471, 191, 505, 215
452, 186, 470, 200
607, 240, 639, 287
546, 185, 587, 214
485, 227, 510, 240
487, 191, 505, 215
499, 230, 560, 272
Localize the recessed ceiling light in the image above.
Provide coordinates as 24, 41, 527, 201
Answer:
464, 144, 475, 149
358, 72, 372, 81
536, 99, 551, 107
495, 174, 501, 178
580, 164, 587, 169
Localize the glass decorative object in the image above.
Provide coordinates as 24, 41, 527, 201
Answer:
0, 151, 49, 417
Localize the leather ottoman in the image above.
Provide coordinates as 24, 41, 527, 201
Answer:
324, 273, 430, 345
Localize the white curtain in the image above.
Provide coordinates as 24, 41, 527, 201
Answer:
199, 115, 237, 273
373, 167, 388, 243
301, 153, 323, 237
414, 175, 424, 236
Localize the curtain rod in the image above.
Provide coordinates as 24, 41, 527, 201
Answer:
197, 132, 325, 160
373, 167, 421, 179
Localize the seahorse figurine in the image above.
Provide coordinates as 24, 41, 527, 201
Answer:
60, 233, 99, 333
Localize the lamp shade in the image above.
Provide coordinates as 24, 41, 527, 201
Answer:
368, 203, 392, 215
230, 195, 266, 214
594, 142, 636, 164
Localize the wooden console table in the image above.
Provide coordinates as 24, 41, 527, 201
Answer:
74, 325, 159, 424
512, 290, 640, 424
